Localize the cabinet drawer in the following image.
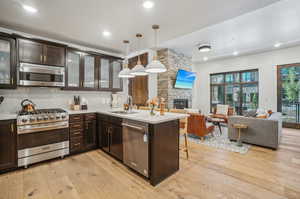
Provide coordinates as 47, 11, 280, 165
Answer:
70, 130, 83, 137
69, 114, 83, 123
70, 122, 83, 131
97, 114, 122, 125
70, 136, 83, 152
85, 113, 96, 121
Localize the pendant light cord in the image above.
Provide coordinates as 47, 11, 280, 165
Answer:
136, 34, 142, 65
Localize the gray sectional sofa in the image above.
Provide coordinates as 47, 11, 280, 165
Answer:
228, 112, 282, 149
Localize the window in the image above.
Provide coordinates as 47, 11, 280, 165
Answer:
210, 69, 259, 115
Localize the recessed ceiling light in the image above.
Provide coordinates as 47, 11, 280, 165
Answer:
233, 51, 239, 56
22, 5, 37, 13
102, 31, 111, 37
143, 1, 154, 9
198, 44, 211, 52
203, 57, 208, 61
274, 42, 282, 48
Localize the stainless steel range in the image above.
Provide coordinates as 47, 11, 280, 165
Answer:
17, 108, 69, 168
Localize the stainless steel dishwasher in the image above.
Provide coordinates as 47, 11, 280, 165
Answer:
122, 119, 149, 177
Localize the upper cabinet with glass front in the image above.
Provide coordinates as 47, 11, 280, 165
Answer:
65, 49, 122, 91
111, 59, 123, 91
0, 34, 16, 89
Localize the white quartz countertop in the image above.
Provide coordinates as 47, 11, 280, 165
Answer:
0, 109, 188, 124
66, 109, 188, 124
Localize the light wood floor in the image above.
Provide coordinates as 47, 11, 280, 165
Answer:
1, 128, 300, 199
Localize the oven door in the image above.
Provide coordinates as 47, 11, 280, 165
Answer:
18, 63, 65, 87
18, 128, 69, 150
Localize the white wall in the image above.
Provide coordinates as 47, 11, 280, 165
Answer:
192, 45, 300, 114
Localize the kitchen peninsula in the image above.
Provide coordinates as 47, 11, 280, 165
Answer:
0, 109, 187, 186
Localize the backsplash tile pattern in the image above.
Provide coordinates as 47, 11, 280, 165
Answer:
0, 88, 113, 113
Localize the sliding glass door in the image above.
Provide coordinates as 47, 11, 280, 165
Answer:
277, 64, 300, 128
210, 69, 259, 115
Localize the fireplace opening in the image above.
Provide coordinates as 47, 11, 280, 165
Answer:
173, 99, 188, 109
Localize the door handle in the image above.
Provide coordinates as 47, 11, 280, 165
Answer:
122, 123, 145, 131
11, 123, 14, 133
11, 77, 14, 85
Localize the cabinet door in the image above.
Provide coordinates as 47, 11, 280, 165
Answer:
84, 119, 97, 150
0, 36, 16, 89
112, 60, 123, 91
0, 120, 17, 171
83, 55, 96, 89
100, 121, 110, 153
67, 51, 81, 88
43, 45, 65, 67
99, 58, 111, 90
18, 39, 44, 64
110, 125, 123, 161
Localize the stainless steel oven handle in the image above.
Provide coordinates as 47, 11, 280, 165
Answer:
18, 122, 69, 134
122, 123, 145, 131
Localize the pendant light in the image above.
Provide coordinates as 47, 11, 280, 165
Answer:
130, 34, 148, 76
119, 40, 135, 78
145, 25, 167, 73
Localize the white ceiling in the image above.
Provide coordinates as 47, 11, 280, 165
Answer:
162, 0, 300, 62
0, 0, 279, 54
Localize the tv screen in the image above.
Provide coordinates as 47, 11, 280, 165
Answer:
174, 69, 196, 89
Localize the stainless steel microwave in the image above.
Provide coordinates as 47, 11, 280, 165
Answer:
18, 63, 65, 87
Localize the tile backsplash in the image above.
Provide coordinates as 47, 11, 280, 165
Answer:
0, 87, 115, 113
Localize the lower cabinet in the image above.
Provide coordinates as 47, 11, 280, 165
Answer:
69, 113, 97, 154
0, 120, 17, 172
98, 114, 123, 161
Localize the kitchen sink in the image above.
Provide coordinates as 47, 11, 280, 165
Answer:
110, 111, 138, 115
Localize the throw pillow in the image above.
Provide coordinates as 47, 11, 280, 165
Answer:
216, 104, 229, 115
256, 114, 267, 119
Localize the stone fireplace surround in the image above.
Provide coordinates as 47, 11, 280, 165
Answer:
157, 48, 193, 109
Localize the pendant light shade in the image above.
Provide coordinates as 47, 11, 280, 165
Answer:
145, 25, 167, 73
119, 40, 135, 78
130, 34, 148, 76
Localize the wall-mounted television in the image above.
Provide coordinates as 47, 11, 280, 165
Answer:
174, 69, 196, 89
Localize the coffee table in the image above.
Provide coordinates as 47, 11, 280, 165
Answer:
207, 117, 225, 135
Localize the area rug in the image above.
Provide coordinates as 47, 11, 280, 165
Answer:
183, 127, 251, 154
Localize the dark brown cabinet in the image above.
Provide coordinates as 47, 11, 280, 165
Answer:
98, 114, 123, 161
69, 113, 97, 154
84, 113, 97, 150
0, 34, 16, 89
0, 120, 17, 172
43, 45, 65, 66
65, 48, 123, 92
66, 49, 97, 90
18, 39, 66, 67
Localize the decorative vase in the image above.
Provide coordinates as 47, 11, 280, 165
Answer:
150, 105, 155, 116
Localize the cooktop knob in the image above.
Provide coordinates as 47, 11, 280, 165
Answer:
50, 115, 55, 120
56, 115, 61, 119
37, 116, 43, 121
43, 116, 48, 120
61, 114, 66, 119
22, 118, 28, 123
30, 117, 35, 122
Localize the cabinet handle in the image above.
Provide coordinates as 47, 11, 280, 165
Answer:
40, 55, 43, 62
11, 124, 14, 133
74, 143, 80, 146
73, 132, 81, 135
11, 77, 14, 85
44, 55, 47, 62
